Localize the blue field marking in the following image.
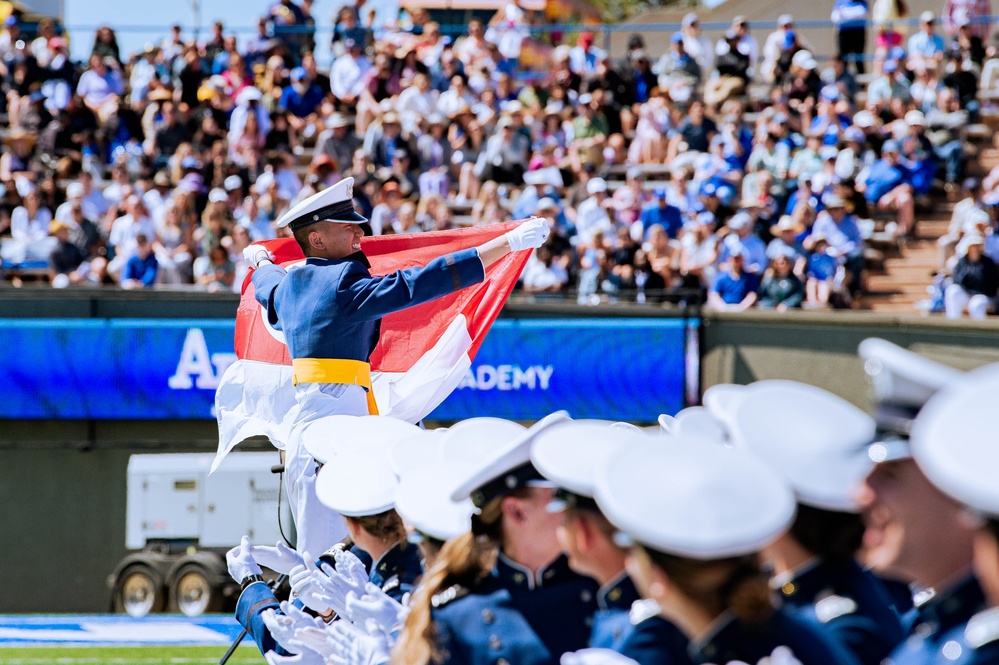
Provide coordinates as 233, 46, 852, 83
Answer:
0, 615, 247, 646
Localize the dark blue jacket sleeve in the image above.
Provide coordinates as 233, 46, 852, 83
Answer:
251, 263, 289, 330
234, 581, 287, 657
336, 248, 486, 322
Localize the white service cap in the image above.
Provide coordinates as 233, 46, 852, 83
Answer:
301, 415, 422, 464
726, 380, 876, 512
395, 460, 476, 541
437, 417, 527, 464
531, 422, 646, 500
450, 412, 571, 506
275, 177, 366, 230
911, 363, 999, 518
315, 448, 398, 517
595, 438, 797, 558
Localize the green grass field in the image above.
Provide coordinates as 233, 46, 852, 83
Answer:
0, 645, 265, 664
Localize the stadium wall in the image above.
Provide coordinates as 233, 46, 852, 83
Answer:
2, 290, 999, 612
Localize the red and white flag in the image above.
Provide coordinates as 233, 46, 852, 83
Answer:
213, 223, 530, 470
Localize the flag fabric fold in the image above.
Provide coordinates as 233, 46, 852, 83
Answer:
213, 222, 530, 472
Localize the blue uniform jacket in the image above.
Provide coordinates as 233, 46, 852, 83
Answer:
884, 575, 987, 665
431, 554, 598, 665
689, 607, 862, 665
589, 574, 641, 650
777, 558, 905, 664
235, 542, 419, 657
618, 610, 694, 665
252, 248, 485, 361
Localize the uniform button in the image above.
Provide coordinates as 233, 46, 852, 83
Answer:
781, 582, 796, 596
608, 588, 622, 602
489, 635, 502, 650
543, 569, 555, 580
942, 641, 963, 660
482, 609, 495, 624
513, 573, 525, 585
581, 590, 593, 602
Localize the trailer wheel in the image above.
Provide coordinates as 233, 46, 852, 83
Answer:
171, 563, 223, 616
113, 564, 165, 617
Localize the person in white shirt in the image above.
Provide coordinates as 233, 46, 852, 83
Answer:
681, 13, 715, 74
396, 73, 439, 132
762, 15, 816, 82
3, 188, 54, 263
329, 38, 372, 104
107, 195, 157, 277
56, 181, 101, 225
575, 177, 615, 246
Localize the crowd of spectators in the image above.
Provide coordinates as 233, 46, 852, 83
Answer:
0, 0, 995, 314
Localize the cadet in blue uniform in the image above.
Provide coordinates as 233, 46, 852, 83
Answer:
854, 339, 985, 665
909, 362, 999, 665
394, 412, 599, 665
592, 435, 861, 665
241, 178, 549, 559
530, 420, 693, 665
707, 379, 904, 664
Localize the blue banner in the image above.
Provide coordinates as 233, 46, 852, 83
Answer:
430, 319, 696, 422
0, 317, 696, 422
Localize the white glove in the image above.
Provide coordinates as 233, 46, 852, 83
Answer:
251, 541, 306, 575
226, 535, 263, 584
298, 618, 392, 665
264, 649, 326, 665
290, 554, 338, 616
561, 649, 641, 665
243, 244, 273, 268
344, 582, 409, 632
505, 217, 550, 252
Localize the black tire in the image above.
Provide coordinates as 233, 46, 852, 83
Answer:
113, 564, 166, 617
169, 563, 223, 616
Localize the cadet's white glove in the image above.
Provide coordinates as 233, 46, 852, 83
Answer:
290, 554, 338, 616
506, 217, 550, 251
297, 618, 392, 665
250, 541, 306, 575
243, 244, 273, 268
261, 602, 320, 656
264, 649, 326, 665
561, 649, 640, 665
344, 582, 409, 631
226, 535, 263, 584
291, 549, 368, 618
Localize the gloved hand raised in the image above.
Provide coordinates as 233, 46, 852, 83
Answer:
264, 648, 326, 665
291, 549, 370, 618
344, 582, 409, 632
250, 541, 305, 575
243, 244, 273, 268
260, 601, 321, 653
226, 535, 263, 584
505, 217, 550, 252
297, 618, 393, 665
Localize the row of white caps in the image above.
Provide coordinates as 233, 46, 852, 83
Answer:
292, 337, 999, 561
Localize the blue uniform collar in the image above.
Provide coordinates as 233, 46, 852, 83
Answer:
913, 574, 985, 637
368, 540, 423, 590
688, 610, 737, 663
773, 558, 864, 607
495, 552, 575, 591
597, 572, 640, 611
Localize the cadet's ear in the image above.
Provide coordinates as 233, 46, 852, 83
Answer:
309, 229, 324, 251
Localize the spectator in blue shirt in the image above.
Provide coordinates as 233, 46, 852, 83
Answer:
120, 233, 158, 289
805, 234, 840, 307
708, 247, 759, 310
908, 11, 946, 65
280, 67, 323, 138
811, 192, 865, 293
858, 139, 915, 238
718, 212, 768, 274
639, 188, 683, 239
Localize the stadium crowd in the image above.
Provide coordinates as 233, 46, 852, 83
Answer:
0, 0, 996, 312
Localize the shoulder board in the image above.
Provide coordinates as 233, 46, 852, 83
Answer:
966, 608, 999, 649
432, 584, 471, 609
382, 576, 401, 594
630, 598, 662, 626
814, 595, 858, 624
